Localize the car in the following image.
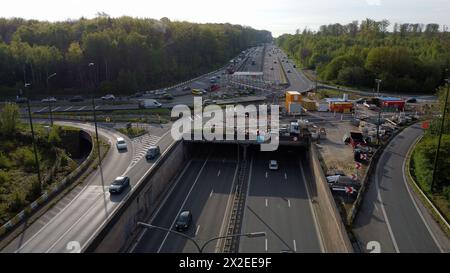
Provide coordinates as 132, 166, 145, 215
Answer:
363, 102, 377, 110
109, 176, 130, 194
101, 94, 115, 101
161, 93, 174, 100
269, 160, 278, 170
287, 69, 291, 73
203, 99, 216, 106
192, 89, 203, 96
145, 146, 160, 160
354, 98, 365, 104
182, 86, 191, 91
293, 64, 296, 68
210, 84, 220, 92
139, 99, 162, 109
41, 97, 57, 103
116, 137, 127, 150
69, 95, 84, 102
209, 77, 217, 84
175, 210, 192, 231
133, 92, 143, 98
270, 67, 274, 70
406, 97, 417, 103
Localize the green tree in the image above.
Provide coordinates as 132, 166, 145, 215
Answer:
0, 102, 20, 136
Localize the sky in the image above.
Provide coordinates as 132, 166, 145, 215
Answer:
1, 0, 449, 37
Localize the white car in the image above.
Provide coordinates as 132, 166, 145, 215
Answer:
102, 94, 116, 101
41, 97, 57, 103
116, 137, 127, 150
269, 160, 278, 170
363, 102, 377, 110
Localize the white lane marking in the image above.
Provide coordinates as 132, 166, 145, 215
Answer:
293, 239, 297, 252
299, 162, 325, 253
265, 198, 268, 207
217, 170, 221, 177
265, 172, 268, 178
52, 106, 61, 111
95, 105, 100, 110
284, 172, 287, 180
288, 199, 291, 208
129, 160, 192, 253
402, 142, 443, 253
37, 107, 48, 113
63, 106, 73, 111
77, 106, 86, 111
265, 238, 268, 252
195, 225, 200, 236
210, 190, 213, 197
375, 150, 400, 253
157, 155, 210, 253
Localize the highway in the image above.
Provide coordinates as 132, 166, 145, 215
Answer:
2, 121, 174, 253
132, 144, 238, 253
353, 123, 450, 253
239, 147, 323, 253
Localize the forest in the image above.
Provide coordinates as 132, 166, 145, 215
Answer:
277, 19, 450, 93
0, 16, 272, 97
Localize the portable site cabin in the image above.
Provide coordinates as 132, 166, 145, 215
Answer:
285, 91, 302, 110
377, 97, 405, 111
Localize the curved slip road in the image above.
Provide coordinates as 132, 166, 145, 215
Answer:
2, 121, 174, 253
353, 123, 450, 253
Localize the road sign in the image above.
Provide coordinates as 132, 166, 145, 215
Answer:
345, 186, 355, 194
422, 121, 429, 129
360, 153, 368, 160
355, 162, 362, 169
351, 174, 357, 181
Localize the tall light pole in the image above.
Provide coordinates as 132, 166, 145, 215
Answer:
375, 79, 382, 96
430, 78, 449, 192
24, 83, 43, 191
46, 72, 56, 126
88, 62, 105, 188
375, 79, 382, 144
137, 222, 266, 253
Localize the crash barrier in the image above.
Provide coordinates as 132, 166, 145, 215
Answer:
83, 139, 187, 252
308, 144, 353, 252
0, 130, 94, 238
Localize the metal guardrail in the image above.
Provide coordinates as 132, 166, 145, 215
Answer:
223, 156, 249, 253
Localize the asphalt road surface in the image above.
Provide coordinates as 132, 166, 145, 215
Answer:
132, 144, 238, 253
239, 147, 323, 253
353, 123, 450, 253
2, 121, 174, 253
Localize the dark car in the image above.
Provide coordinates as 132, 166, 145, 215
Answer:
406, 97, 417, 103
109, 176, 130, 194
145, 146, 160, 160
182, 86, 191, 91
15, 96, 28, 103
175, 210, 192, 231
69, 95, 84, 102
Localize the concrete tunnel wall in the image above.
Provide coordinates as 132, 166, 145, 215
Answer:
307, 144, 353, 253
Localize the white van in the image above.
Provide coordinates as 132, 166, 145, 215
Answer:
139, 99, 162, 109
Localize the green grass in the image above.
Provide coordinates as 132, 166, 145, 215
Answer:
117, 127, 148, 138
315, 89, 361, 100
0, 125, 81, 225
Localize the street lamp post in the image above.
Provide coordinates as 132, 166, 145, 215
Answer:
137, 222, 265, 253
24, 83, 43, 191
375, 79, 382, 144
88, 62, 105, 188
46, 73, 57, 126
430, 78, 449, 192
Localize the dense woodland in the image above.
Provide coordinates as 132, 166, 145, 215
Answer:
0, 16, 272, 97
277, 19, 450, 93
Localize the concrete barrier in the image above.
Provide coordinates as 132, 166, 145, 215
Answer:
84, 140, 189, 253
307, 143, 353, 252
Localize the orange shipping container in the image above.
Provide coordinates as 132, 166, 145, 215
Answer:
285, 91, 302, 110
329, 102, 353, 113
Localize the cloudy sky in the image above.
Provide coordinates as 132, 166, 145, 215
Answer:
1, 0, 449, 37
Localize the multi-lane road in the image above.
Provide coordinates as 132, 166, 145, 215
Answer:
131, 145, 324, 253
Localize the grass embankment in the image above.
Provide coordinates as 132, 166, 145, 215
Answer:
314, 89, 361, 100
0, 123, 82, 225
411, 133, 450, 230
